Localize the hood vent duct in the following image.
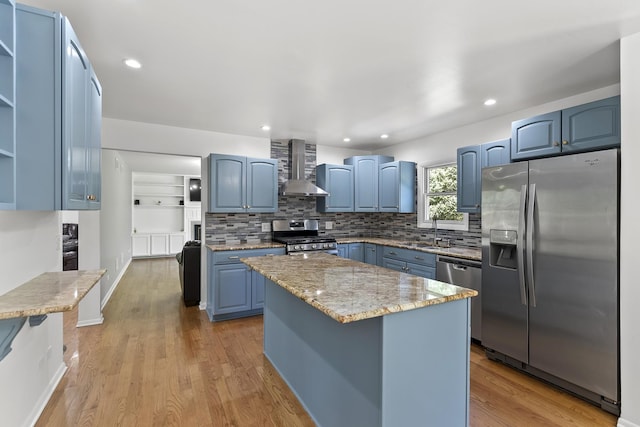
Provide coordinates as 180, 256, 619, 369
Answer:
280, 139, 329, 197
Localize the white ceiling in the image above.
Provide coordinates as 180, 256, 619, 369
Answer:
111, 150, 201, 175
19, 0, 640, 150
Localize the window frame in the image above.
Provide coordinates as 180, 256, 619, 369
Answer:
417, 162, 469, 231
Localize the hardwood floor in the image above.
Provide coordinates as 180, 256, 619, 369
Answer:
36, 258, 617, 426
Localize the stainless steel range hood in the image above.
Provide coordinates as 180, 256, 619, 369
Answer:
280, 139, 329, 197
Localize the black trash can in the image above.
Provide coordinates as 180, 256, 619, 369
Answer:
176, 240, 201, 307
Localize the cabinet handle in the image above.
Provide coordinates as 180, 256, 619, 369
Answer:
414, 256, 424, 260
228, 256, 240, 260
87, 194, 96, 201
389, 251, 397, 255
247, 205, 251, 209
553, 141, 560, 147
562, 140, 569, 145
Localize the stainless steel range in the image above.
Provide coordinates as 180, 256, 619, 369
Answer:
272, 219, 338, 255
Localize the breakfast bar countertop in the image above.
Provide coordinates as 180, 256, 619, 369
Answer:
241, 252, 477, 324
0, 269, 106, 320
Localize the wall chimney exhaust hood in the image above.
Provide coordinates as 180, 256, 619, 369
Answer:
280, 139, 329, 197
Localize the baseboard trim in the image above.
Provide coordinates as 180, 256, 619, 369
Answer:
24, 362, 67, 427
76, 315, 104, 328
199, 301, 207, 311
618, 418, 640, 427
101, 258, 132, 310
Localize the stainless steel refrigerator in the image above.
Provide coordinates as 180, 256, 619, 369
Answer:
481, 148, 619, 414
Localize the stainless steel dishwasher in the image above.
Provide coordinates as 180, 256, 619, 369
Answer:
436, 255, 482, 341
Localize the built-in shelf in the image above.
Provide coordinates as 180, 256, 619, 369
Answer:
134, 204, 184, 208
134, 193, 183, 197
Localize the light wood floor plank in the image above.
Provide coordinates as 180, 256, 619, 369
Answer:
35, 258, 617, 426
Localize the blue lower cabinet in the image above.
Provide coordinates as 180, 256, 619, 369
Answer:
348, 243, 364, 262
381, 246, 436, 279
364, 243, 379, 265
213, 264, 251, 314
252, 271, 266, 309
207, 247, 285, 321
337, 244, 349, 258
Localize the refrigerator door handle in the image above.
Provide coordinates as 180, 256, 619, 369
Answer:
517, 184, 528, 306
526, 183, 537, 307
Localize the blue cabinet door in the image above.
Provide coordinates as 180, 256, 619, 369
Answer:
561, 96, 620, 153
379, 161, 416, 213
251, 270, 265, 309
348, 243, 364, 262
62, 17, 90, 210
316, 164, 354, 212
481, 139, 511, 168
378, 162, 399, 212
337, 244, 348, 258
405, 262, 435, 279
247, 157, 277, 213
213, 263, 251, 315
382, 258, 405, 273
209, 154, 246, 212
345, 155, 393, 212
457, 145, 481, 213
511, 111, 561, 160
364, 243, 378, 265
86, 66, 101, 209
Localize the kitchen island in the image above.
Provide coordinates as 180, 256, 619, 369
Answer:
242, 253, 477, 427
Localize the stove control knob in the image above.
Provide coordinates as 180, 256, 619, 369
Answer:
294, 245, 301, 250
311, 244, 317, 249
323, 243, 328, 249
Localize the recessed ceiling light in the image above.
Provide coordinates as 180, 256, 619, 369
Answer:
124, 58, 142, 69
380, 134, 389, 139
343, 137, 351, 143
261, 125, 271, 131
484, 98, 497, 106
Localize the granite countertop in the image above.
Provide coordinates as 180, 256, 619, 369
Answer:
207, 242, 285, 251
337, 237, 481, 261
0, 270, 106, 320
242, 253, 477, 324
207, 238, 480, 260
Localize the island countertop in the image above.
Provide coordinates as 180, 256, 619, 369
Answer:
0, 270, 107, 320
241, 253, 477, 324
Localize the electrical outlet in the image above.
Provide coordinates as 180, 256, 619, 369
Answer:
261, 223, 271, 232
325, 221, 333, 230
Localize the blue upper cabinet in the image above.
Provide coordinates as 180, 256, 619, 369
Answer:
345, 155, 393, 212
511, 111, 561, 161
511, 96, 620, 161
457, 145, 481, 213
316, 163, 354, 212
0, 0, 16, 210
15, 5, 101, 210
561, 96, 620, 153
246, 157, 278, 212
209, 154, 277, 213
378, 161, 416, 213
481, 139, 511, 168
458, 140, 511, 213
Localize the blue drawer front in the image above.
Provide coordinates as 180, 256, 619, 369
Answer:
382, 246, 436, 267
212, 247, 285, 264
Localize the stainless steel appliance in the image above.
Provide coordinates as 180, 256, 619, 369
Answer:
481, 148, 619, 414
272, 219, 338, 255
436, 255, 482, 341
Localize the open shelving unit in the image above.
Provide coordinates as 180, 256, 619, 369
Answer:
0, 0, 15, 209
131, 173, 201, 257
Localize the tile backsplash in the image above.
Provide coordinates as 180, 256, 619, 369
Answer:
205, 140, 481, 248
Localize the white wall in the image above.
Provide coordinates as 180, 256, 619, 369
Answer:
619, 33, 640, 427
316, 144, 369, 164
0, 212, 65, 427
376, 85, 620, 165
99, 150, 133, 308
103, 118, 271, 158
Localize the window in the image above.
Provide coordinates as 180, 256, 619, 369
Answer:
417, 163, 468, 231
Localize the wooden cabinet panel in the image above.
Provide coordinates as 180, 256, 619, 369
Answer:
457, 145, 481, 213
511, 111, 561, 161
561, 96, 620, 153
